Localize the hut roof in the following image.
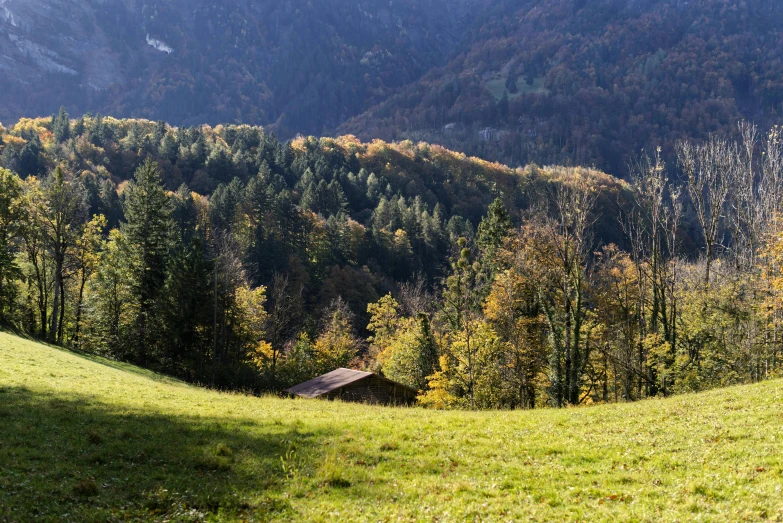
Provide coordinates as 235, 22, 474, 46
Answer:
285, 368, 374, 398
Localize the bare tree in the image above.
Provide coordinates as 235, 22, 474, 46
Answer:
758, 126, 783, 372
548, 172, 597, 405
676, 136, 735, 284
630, 148, 666, 334
398, 272, 435, 317
629, 147, 684, 395
725, 122, 760, 270
760, 126, 783, 228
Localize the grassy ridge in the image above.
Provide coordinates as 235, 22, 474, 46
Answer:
1, 332, 782, 522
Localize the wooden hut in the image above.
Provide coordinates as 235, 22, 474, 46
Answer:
285, 368, 418, 405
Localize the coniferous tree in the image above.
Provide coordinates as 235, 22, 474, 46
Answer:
440, 237, 485, 408
89, 114, 108, 147
18, 135, 45, 177
122, 158, 172, 364
0, 143, 21, 173
52, 106, 70, 143
87, 229, 135, 358
72, 116, 86, 138
415, 312, 438, 388
476, 197, 513, 286
164, 186, 213, 379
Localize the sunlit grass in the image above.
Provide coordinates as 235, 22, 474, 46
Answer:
1, 331, 782, 521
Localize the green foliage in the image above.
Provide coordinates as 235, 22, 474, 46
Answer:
52, 106, 70, 144
121, 158, 173, 364
312, 299, 361, 375
367, 295, 438, 390
0, 168, 24, 323
84, 229, 136, 358
0, 113, 777, 405
476, 197, 513, 283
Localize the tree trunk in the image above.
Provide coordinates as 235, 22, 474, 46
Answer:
57, 276, 66, 344
74, 273, 87, 348
49, 258, 62, 343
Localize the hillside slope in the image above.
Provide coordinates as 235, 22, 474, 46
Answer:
340, 0, 783, 176
0, 0, 476, 137
1, 331, 781, 521
5, 0, 783, 177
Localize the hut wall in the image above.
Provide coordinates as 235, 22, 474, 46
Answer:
323, 376, 417, 405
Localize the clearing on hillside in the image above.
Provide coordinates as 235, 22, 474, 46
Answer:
0, 331, 781, 522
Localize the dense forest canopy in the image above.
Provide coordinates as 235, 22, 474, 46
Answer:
1, 111, 782, 408
4, 0, 783, 176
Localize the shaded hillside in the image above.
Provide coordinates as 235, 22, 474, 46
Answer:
0, 0, 475, 137
340, 0, 783, 176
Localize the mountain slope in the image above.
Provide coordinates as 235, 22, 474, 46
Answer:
340, 0, 783, 176
5, 0, 783, 177
1, 330, 782, 521
0, 0, 476, 136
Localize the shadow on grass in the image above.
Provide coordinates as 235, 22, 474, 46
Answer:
0, 386, 332, 522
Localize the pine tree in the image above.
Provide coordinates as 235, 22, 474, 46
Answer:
18, 135, 45, 177
477, 198, 513, 258
52, 106, 70, 143
0, 143, 20, 173
72, 116, 86, 138
122, 158, 173, 364
89, 114, 107, 147
441, 237, 484, 408
164, 188, 213, 379
415, 312, 438, 387
476, 197, 513, 287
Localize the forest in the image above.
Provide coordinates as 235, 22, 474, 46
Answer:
341, 0, 783, 176
6, 0, 783, 178
1, 110, 782, 408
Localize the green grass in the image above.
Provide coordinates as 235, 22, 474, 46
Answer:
1, 331, 782, 522
486, 75, 549, 101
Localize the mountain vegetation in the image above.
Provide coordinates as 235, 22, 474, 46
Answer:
1, 112, 782, 408
5, 0, 783, 176
0, 0, 475, 138
341, 0, 783, 175
4, 1, 783, 519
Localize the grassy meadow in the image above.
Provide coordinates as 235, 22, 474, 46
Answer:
1, 331, 782, 522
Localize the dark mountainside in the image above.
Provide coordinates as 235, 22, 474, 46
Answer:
4, 0, 783, 176
341, 0, 783, 175
0, 0, 477, 137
